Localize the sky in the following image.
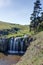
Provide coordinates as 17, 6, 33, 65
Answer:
0, 0, 43, 25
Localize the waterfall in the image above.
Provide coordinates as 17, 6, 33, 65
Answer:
8, 37, 26, 54
13, 37, 19, 53
13, 38, 16, 52
20, 38, 24, 53
8, 37, 14, 53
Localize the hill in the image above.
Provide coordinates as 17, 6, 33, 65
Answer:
0, 21, 28, 30
16, 31, 43, 65
0, 21, 30, 38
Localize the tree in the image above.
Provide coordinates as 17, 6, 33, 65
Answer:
41, 12, 43, 21
30, 0, 42, 32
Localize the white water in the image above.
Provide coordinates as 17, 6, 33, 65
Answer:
8, 37, 26, 54
9, 38, 13, 50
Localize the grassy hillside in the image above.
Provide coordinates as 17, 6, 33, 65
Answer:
0, 21, 28, 30
16, 31, 43, 65
0, 21, 32, 38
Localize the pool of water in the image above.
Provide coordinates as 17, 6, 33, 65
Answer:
0, 53, 21, 65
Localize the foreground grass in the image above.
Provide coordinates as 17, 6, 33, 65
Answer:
16, 31, 43, 65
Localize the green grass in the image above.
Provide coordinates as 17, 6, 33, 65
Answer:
0, 21, 29, 30
16, 31, 43, 65
0, 21, 33, 38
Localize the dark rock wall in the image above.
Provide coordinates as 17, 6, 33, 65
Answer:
0, 38, 8, 52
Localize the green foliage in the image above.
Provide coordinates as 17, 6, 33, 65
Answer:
37, 22, 43, 32
30, 0, 43, 33
0, 21, 31, 38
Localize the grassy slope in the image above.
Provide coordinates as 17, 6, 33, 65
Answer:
0, 21, 28, 30
16, 31, 43, 65
0, 21, 31, 38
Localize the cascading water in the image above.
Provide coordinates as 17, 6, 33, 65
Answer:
8, 37, 26, 54
13, 38, 16, 52
8, 37, 14, 53
13, 37, 19, 53
20, 38, 24, 53
10, 38, 13, 50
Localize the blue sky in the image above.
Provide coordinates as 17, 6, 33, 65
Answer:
0, 0, 43, 25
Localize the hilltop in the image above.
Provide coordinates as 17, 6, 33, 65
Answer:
16, 31, 43, 65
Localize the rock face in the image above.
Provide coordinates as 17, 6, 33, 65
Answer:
0, 38, 8, 52
0, 36, 31, 54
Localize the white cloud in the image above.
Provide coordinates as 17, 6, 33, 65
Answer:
0, 0, 11, 8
